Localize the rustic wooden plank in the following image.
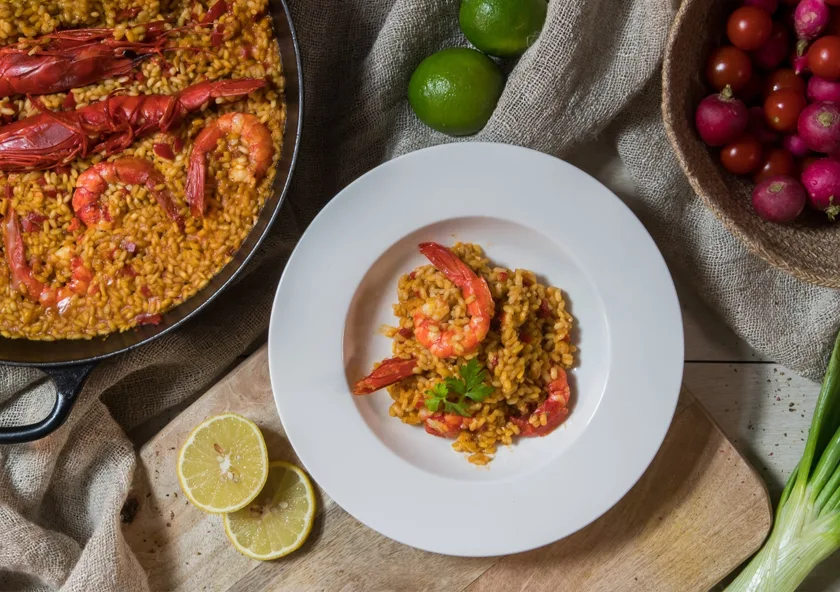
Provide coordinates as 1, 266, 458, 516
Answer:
683, 362, 817, 498
122, 347, 772, 592
463, 394, 771, 592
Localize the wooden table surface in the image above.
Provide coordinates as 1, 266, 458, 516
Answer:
565, 139, 840, 591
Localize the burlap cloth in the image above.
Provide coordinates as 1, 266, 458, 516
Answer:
2, 0, 839, 589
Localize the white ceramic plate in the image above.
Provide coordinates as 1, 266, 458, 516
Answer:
268, 143, 683, 557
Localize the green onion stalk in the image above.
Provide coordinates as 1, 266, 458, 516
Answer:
725, 331, 840, 591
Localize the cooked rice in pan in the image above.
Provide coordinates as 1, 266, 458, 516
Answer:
0, 0, 284, 339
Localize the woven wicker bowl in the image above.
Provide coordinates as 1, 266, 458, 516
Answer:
663, 0, 840, 288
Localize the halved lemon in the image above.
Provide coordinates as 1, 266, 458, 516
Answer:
223, 460, 316, 560
177, 413, 269, 514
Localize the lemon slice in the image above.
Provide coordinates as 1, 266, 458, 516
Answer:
177, 413, 269, 514
223, 460, 316, 560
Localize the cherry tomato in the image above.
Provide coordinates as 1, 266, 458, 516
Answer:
764, 90, 807, 131
727, 6, 773, 51
809, 36, 840, 80
753, 147, 796, 182
706, 46, 753, 92
763, 68, 805, 98
720, 135, 763, 174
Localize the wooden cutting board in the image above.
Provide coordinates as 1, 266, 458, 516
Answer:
122, 345, 773, 591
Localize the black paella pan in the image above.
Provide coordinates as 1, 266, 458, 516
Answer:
0, 0, 303, 444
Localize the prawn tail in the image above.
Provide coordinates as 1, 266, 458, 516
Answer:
418, 242, 475, 287
352, 357, 418, 395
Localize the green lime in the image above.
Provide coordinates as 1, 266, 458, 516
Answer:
459, 0, 547, 58
407, 48, 504, 136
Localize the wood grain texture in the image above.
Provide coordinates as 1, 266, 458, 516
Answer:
122, 346, 773, 592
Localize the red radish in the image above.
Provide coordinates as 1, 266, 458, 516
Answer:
752, 175, 807, 222
807, 75, 840, 101
695, 87, 749, 146
797, 154, 822, 178
749, 106, 780, 142
798, 101, 840, 152
751, 23, 790, 69
795, 0, 830, 40
784, 133, 811, 157
792, 48, 810, 74
801, 158, 840, 218
744, 0, 778, 11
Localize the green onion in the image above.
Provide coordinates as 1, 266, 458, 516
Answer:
725, 331, 840, 591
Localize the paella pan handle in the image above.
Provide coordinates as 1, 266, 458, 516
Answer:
0, 363, 96, 444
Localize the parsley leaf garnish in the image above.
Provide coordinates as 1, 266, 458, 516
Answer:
424, 382, 448, 412
444, 399, 471, 416
460, 359, 495, 402
424, 359, 494, 417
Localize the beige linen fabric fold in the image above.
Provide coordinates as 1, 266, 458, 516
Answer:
1, 0, 837, 589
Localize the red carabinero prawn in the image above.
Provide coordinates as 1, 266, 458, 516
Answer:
0, 25, 172, 99
0, 78, 266, 172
